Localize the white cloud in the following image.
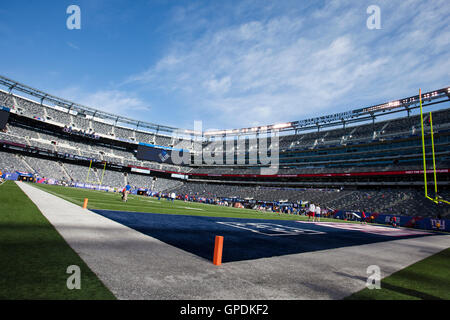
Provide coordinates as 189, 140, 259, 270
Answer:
204, 76, 231, 95
54, 86, 150, 118
125, 0, 450, 130
81, 90, 150, 114
66, 42, 80, 50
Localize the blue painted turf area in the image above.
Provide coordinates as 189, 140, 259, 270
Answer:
92, 210, 438, 263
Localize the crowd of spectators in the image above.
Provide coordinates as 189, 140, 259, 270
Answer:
170, 182, 450, 218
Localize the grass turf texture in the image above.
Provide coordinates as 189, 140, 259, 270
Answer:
33, 183, 367, 223
345, 247, 450, 300
0, 181, 116, 300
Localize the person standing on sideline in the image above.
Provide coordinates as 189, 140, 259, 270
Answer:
122, 183, 131, 202
315, 204, 321, 222
391, 216, 398, 228
308, 203, 315, 221
361, 211, 366, 224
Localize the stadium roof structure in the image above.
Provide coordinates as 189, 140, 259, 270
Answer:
0, 75, 179, 135
205, 86, 450, 137
0, 75, 449, 138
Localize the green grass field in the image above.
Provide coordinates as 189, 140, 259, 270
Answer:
0, 181, 115, 299
33, 183, 358, 223
346, 247, 450, 300
2, 181, 449, 300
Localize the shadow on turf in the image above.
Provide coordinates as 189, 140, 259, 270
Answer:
379, 282, 443, 300
346, 282, 444, 300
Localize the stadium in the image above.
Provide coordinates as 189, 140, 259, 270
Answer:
1, 75, 449, 300
1, 1, 449, 308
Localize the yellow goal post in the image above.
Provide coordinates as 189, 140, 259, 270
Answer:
85, 160, 107, 186
419, 88, 450, 205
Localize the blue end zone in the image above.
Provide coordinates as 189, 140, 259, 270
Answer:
92, 210, 438, 263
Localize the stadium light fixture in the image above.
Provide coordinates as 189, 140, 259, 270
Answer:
272, 122, 292, 130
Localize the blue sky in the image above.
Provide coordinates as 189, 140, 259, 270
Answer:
0, 0, 448, 131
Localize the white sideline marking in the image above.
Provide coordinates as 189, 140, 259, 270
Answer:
179, 206, 204, 211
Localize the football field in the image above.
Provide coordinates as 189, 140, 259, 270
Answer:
2, 181, 450, 300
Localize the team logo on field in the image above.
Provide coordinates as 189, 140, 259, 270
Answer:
217, 222, 325, 236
